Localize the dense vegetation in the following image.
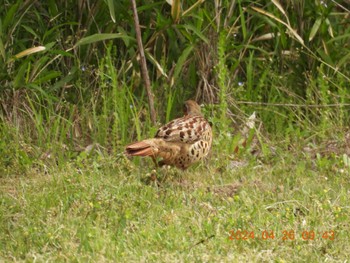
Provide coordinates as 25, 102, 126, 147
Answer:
1, 0, 349, 261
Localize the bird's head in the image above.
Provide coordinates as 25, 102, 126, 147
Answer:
184, 100, 202, 116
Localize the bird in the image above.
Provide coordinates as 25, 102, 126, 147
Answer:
125, 100, 212, 170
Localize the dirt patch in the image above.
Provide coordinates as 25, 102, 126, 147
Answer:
209, 183, 241, 197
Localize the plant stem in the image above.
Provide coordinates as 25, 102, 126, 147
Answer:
130, 0, 156, 124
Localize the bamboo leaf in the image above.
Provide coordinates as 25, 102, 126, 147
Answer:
75, 33, 133, 46
13, 60, 29, 88
325, 18, 334, 38
173, 45, 194, 81
117, 26, 132, 46
252, 32, 278, 42
309, 18, 322, 42
343, 154, 350, 167
107, 0, 116, 23
14, 46, 46, 59
3, 1, 20, 33
181, 24, 209, 43
171, 0, 181, 22
327, 33, 350, 44
271, 0, 286, 16
337, 52, 350, 69
52, 67, 77, 91
21, 25, 39, 38
251, 6, 304, 46
0, 38, 4, 62
247, 51, 254, 93
238, 0, 247, 40
0, 19, 5, 61
183, 0, 205, 17
317, 49, 334, 66
271, 0, 290, 24
144, 51, 168, 78
34, 70, 62, 84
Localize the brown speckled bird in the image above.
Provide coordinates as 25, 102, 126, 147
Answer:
125, 100, 212, 170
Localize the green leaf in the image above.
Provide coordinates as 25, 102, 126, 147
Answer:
0, 38, 4, 62
0, 19, 5, 61
75, 33, 134, 46
44, 42, 56, 50
247, 51, 254, 94
238, 0, 247, 40
183, 0, 205, 17
52, 67, 78, 91
336, 52, 350, 69
21, 24, 38, 38
145, 51, 168, 78
343, 154, 350, 167
171, 0, 181, 22
34, 70, 62, 84
317, 49, 333, 66
325, 18, 334, 38
309, 18, 322, 42
181, 24, 209, 44
27, 83, 58, 102
13, 46, 46, 59
13, 60, 29, 88
117, 26, 132, 47
327, 33, 350, 44
47, 0, 58, 16
173, 45, 194, 81
43, 22, 79, 42
107, 0, 116, 23
3, 1, 20, 33
49, 49, 75, 58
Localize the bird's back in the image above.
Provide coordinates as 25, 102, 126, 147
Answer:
125, 100, 212, 170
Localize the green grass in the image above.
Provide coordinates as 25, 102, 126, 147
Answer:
1, 0, 350, 261
1, 144, 349, 262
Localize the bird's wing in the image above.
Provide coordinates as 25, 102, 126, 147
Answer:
154, 115, 211, 143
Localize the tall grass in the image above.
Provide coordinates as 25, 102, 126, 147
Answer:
0, 0, 349, 172
1, 2, 350, 261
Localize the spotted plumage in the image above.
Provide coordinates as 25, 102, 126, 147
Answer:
125, 100, 212, 170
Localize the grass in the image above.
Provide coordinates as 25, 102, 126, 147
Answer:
1, 1, 350, 261
1, 140, 349, 262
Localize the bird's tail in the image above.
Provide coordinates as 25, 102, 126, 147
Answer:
125, 140, 156, 157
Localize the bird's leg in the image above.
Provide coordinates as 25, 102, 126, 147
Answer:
149, 160, 171, 184
150, 157, 168, 186
157, 160, 166, 167
151, 156, 159, 168
135, 154, 158, 184
159, 165, 171, 184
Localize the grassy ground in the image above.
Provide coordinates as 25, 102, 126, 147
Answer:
1, 140, 349, 262
1, 1, 349, 261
